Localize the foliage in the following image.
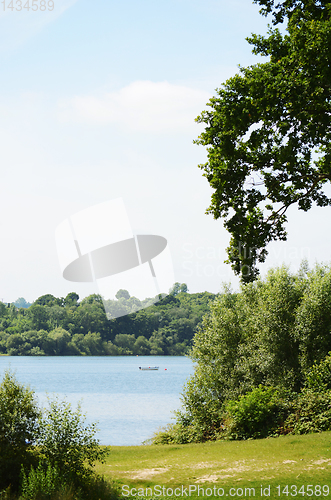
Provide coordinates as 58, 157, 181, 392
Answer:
221, 385, 289, 440
305, 352, 331, 391
153, 383, 331, 445
20, 463, 64, 500
149, 423, 200, 445
115, 289, 130, 300
152, 385, 291, 444
33, 295, 63, 307
0, 371, 40, 491
0, 371, 113, 499
19, 463, 118, 500
170, 263, 331, 442
0, 286, 214, 356
254, 0, 331, 25
77, 474, 119, 500
37, 398, 107, 484
169, 282, 188, 296
295, 265, 331, 370
12, 298, 31, 309
195, 0, 331, 282
282, 389, 331, 435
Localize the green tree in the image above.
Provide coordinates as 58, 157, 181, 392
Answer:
104, 299, 129, 319
305, 352, 331, 392
13, 297, 31, 309
37, 398, 107, 485
0, 372, 112, 496
27, 305, 50, 331
133, 335, 151, 355
195, 0, 331, 282
0, 371, 40, 491
80, 293, 103, 305
47, 304, 68, 330
33, 294, 62, 307
127, 296, 142, 314
169, 282, 188, 296
64, 292, 79, 306
81, 331, 105, 355
48, 327, 72, 355
223, 385, 288, 440
113, 333, 135, 354
0, 301, 7, 317
295, 264, 331, 370
174, 263, 327, 442
115, 289, 130, 300
6, 333, 25, 355
74, 301, 108, 338
149, 330, 165, 355
0, 289, 217, 357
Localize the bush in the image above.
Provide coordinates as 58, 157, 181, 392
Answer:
150, 423, 203, 445
78, 475, 119, 500
305, 352, 331, 392
37, 398, 108, 485
222, 386, 290, 440
19, 463, 119, 500
0, 371, 40, 491
0, 370, 115, 499
20, 463, 64, 500
282, 389, 331, 435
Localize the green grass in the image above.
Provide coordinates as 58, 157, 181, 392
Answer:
96, 432, 331, 499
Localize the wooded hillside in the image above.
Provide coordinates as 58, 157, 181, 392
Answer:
0, 286, 216, 356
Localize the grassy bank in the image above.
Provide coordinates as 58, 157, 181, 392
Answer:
96, 432, 331, 499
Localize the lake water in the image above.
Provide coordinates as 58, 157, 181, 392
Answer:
0, 356, 194, 446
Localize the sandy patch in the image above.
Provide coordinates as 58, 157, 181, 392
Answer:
283, 460, 297, 464
129, 468, 169, 480
195, 474, 220, 483
194, 462, 219, 469
312, 459, 331, 465
220, 465, 252, 473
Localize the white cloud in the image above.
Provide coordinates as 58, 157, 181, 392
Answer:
58, 80, 211, 133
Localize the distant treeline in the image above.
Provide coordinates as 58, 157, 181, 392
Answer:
0, 284, 216, 356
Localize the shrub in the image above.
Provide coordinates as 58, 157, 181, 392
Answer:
0, 372, 116, 500
78, 475, 119, 500
222, 385, 290, 440
305, 352, 331, 392
282, 389, 331, 435
150, 423, 203, 445
20, 463, 64, 500
19, 462, 119, 500
0, 371, 40, 491
37, 398, 108, 485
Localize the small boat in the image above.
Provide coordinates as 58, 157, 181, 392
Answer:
139, 366, 159, 370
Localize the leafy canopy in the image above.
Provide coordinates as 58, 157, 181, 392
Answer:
37, 397, 107, 483
0, 371, 40, 449
195, 0, 331, 282
0, 371, 40, 490
168, 262, 331, 442
0, 370, 108, 492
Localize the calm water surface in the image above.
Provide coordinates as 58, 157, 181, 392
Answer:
0, 356, 194, 446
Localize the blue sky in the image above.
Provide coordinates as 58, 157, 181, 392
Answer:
1, 0, 330, 303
